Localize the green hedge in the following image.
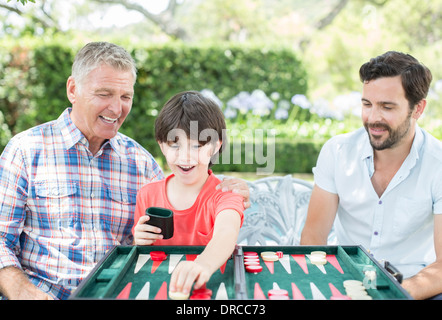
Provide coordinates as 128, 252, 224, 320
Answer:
210, 139, 322, 174
127, 44, 308, 156
0, 41, 311, 172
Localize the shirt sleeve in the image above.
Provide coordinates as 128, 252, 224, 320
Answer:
432, 166, 442, 215
312, 138, 338, 194
0, 139, 28, 270
214, 191, 245, 227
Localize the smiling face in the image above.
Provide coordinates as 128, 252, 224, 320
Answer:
67, 64, 135, 154
361, 76, 421, 151
159, 129, 221, 186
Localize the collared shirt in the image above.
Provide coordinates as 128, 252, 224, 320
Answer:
0, 108, 164, 299
313, 125, 442, 278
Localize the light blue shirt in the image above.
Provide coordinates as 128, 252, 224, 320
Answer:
313, 125, 442, 278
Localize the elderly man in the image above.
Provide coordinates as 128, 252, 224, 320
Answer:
0, 42, 248, 300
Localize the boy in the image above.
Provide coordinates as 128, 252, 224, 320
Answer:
133, 91, 244, 297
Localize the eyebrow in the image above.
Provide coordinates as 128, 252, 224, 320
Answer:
95, 88, 134, 96
361, 98, 398, 106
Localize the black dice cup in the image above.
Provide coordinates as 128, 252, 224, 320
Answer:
145, 207, 174, 239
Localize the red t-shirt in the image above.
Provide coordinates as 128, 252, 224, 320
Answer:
133, 171, 244, 246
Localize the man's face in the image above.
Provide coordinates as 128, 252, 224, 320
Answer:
67, 64, 134, 152
361, 76, 415, 151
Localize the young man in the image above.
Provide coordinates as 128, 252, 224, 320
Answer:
301, 51, 442, 299
133, 91, 244, 297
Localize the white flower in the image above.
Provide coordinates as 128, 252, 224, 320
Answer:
200, 89, 223, 108
275, 108, 289, 120
291, 94, 311, 109
223, 107, 237, 119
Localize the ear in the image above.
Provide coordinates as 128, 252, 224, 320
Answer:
66, 76, 76, 104
413, 99, 426, 120
212, 140, 222, 155
209, 140, 223, 164
158, 141, 166, 156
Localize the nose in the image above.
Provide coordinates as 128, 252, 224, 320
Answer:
177, 144, 200, 164
107, 96, 123, 116
178, 147, 188, 160
365, 105, 383, 124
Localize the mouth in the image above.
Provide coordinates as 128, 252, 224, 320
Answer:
177, 165, 196, 173
369, 127, 387, 135
99, 115, 118, 124
366, 123, 390, 137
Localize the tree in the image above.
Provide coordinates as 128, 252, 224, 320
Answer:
91, 0, 188, 40
9, 0, 35, 4
1, 0, 62, 35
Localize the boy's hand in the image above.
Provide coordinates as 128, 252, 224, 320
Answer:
133, 215, 163, 245
169, 261, 212, 295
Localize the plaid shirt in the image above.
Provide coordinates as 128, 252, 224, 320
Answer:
0, 108, 163, 299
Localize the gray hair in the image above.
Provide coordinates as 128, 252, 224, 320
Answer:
71, 42, 137, 88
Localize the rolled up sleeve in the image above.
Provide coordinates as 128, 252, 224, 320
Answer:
0, 140, 28, 270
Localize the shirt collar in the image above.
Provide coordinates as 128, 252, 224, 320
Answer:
360, 129, 374, 161
410, 124, 423, 161
56, 108, 123, 156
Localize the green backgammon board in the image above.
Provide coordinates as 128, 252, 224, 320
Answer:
69, 245, 412, 300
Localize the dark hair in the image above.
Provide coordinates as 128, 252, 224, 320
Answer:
155, 91, 226, 166
359, 51, 432, 109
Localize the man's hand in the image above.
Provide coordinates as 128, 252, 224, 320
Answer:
216, 177, 251, 209
0, 266, 54, 300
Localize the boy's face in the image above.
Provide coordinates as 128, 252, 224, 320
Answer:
159, 129, 221, 185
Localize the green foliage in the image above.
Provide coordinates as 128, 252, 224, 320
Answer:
0, 44, 34, 135
0, 41, 308, 168
30, 45, 76, 124
212, 139, 323, 174
124, 43, 308, 156
8, 0, 35, 4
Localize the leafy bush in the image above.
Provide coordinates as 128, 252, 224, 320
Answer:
0, 41, 308, 167
127, 44, 307, 154
2, 39, 440, 174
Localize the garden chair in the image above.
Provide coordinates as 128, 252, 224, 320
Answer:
237, 174, 336, 246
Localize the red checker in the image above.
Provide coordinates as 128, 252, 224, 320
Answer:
190, 293, 211, 300
192, 288, 213, 296
150, 251, 167, 261
243, 251, 258, 257
268, 289, 289, 297
245, 265, 263, 273
244, 257, 260, 261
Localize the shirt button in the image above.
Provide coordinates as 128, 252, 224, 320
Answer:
374, 231, 379, 236
378, 200, 382, 204
91, 192, 95, 198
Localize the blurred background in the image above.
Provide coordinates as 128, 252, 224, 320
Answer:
1, 0, 441, 179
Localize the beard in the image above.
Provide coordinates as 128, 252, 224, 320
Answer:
364, 111, 413, 151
